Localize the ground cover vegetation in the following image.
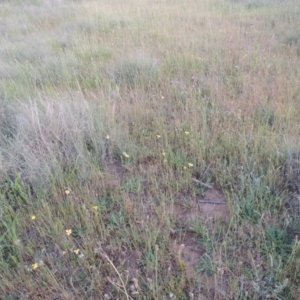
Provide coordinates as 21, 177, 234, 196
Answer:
1, 0, 300, 299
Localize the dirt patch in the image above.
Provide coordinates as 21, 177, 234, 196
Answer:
123, 250, 141, 278
199, 189, 230, 220
172, 188, 230, 279
105, 161, 126, 189
174, 188, 230, 223
199, 276, 229, 300
173, 232, 205, 279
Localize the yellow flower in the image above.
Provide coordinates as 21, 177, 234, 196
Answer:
183, 166, 187, 170
66, 229, 72, 236
122, 152, 130, 158
188, 163, 194, 168
93, 205, 98, 211
156, 135, 161, 139
162, 152, 166, 156
32, 263, 38, 270
65, 190, 70, 195
185, 131, 190, 135
31, 215, 36, 220
106, 135, 110, 139
74, 249, 80, 255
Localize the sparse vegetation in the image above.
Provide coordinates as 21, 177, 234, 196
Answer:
1, 0, 300, 299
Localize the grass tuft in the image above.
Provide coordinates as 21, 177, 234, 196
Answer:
110, 53, 160, 88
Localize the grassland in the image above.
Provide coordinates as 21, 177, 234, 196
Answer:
1, 0, 300, 299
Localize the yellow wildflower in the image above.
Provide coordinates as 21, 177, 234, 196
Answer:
74, 249, 80, 255
183, 166, 187, 170
162, 152, 166, 156
32, 263, 38, 270
66, 229, 72, 236
122, 152, 130, 158
65, 190, 70, 195
93, 205, 98, 211
188, 163, 194, 168
185, 131, 190, 135
156, 135, 161, 139
31, 215, 36, 220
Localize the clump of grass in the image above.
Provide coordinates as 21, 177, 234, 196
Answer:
0, 97, 111, 195
254, 105, 275, 127
109, 53, 160, 88
285, 33, 300, 47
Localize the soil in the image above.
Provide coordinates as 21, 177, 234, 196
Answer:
172, 188, 231, 279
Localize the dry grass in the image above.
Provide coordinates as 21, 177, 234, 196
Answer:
1, 0, 300, 299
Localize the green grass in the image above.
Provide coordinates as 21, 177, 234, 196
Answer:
1, 0, 300, 299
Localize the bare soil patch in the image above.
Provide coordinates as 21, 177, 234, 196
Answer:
172, 188, 230, 279
105, 161, 126, 189
173, 232, 205, 279
174, 188, 230, 223
200, 189, 230, 220
123, 250, 141, 278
